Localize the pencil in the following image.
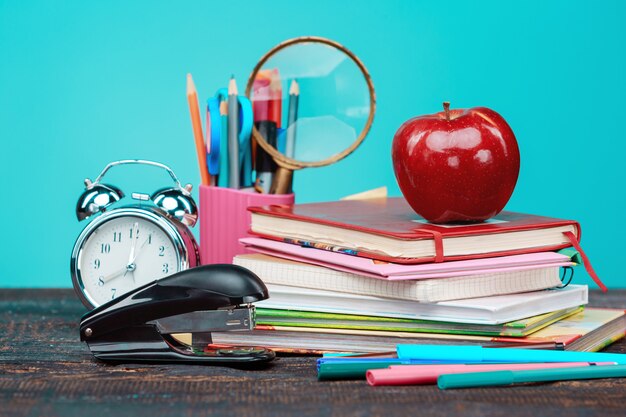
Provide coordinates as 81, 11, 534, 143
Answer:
186, 74, 211, 185
285, 79, 299, 159
227, 76, 240, 188
218, 99, 229, 188
205, 102, 217, 186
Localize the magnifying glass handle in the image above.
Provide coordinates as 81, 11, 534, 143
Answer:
269, 166, 293, 195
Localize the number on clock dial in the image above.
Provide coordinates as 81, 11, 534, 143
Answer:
80, 216, 179, 306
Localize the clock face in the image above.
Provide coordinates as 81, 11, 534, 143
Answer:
77, 215, 181, 307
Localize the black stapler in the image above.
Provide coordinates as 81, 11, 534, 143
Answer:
79, 264, 276, 365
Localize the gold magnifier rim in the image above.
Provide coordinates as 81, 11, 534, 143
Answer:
245, 36, 376, 169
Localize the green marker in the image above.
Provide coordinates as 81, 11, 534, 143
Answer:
437, 364, 626, 390
317, 360, 406, 380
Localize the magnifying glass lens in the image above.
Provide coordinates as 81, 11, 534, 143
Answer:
250, 41, 372, 164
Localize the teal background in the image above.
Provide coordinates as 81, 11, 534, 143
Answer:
1, 1, 624, 288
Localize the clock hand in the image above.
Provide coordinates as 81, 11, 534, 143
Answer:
100, 266, 128, 284
129, 236, 151, 264
126, 222, 140, 266
121, 237, 150, 280
124, 222, 141, 278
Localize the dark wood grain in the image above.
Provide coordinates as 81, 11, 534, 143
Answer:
1, 289, 625, 417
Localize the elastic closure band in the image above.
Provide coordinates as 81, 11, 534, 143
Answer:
419, 229, 444, 263
563, 231, 608, 292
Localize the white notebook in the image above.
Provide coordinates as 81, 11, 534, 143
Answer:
257, 284, 588, 325
234, 254, 564, 302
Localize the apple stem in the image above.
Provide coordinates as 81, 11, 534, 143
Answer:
443, 102, 451, 121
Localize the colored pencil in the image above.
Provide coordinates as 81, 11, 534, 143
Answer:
186, 74, 211, 185
285, 79, 299, 159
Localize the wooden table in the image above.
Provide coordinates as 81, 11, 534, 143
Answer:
1, 289, 624, 417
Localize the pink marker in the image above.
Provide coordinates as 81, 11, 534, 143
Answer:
366, 362, 617, 386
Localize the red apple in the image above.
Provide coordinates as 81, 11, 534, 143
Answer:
392, 102, 520, 223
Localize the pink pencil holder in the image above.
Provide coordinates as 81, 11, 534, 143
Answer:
199, 185, 295, 264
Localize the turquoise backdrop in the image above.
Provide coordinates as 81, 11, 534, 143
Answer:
1, 0, 624, 288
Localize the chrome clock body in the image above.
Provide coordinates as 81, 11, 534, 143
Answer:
71, 160, 200, 309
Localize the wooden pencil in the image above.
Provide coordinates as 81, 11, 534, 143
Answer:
285, 79, 299, 159
186, 73, 211, 185
218, 98, 229, 188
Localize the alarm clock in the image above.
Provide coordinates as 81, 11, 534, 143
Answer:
70, 159, 201, 309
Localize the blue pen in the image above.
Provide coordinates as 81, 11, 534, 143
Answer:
206, 97, 221, 177
214, 88, 229, 188
237, 96, 253, 187
396, 345, 626, 365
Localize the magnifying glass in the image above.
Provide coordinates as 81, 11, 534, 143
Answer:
245, 36, 376, 194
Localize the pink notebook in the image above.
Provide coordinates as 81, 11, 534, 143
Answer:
239, 237, 573, 281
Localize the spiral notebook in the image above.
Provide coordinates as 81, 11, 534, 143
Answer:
234, 253, 565, 302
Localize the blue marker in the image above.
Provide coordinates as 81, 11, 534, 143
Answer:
396, 345, 626, 365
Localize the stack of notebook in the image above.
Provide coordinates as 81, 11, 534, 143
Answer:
214, 197, 625, 353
